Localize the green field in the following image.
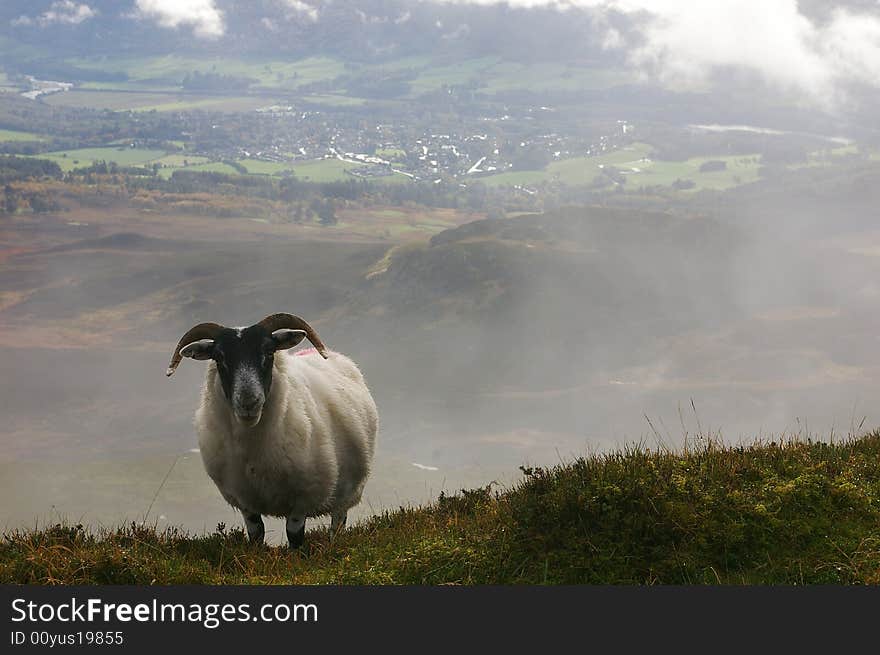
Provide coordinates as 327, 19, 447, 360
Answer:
156, 161, 243, 179
44, 90, 276, 113
153, 154, 210, 168
287, 158, 367, 182
481, 143, 763, 191
635, 155, 762, 190
134, 96, 274, 113
0, 128, 44, 142
44, 91, 178, 110
154, 154, 212, 178
481, 62, 633, 94
67, 55, 347, 91
302, 94, 367, 107
793, 143, 864, 169
402, 57, 632, 97
407, 57, 499, 96
36, 146, 168, 171
236, 157, 414, 184
237, 158, 290, 175
166, 161, 241, 176
79, 81, 180, 93
34, 148, 413, 183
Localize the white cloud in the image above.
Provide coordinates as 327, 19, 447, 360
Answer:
12, 1, 95, 27
279, 0, 319, 23
430, 0, 880, 108
612, 1, 880, 107
135, 0, 225, 39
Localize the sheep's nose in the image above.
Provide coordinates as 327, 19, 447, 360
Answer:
237, 391, 263, 413
240, 396, 261, 412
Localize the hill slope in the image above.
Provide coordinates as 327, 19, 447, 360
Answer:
3, 432, 879, 585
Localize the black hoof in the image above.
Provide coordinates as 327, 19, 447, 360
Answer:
245, 513, 264, 545
287, 523, 305, 549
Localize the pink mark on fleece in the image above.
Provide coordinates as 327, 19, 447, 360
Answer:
295, 348, 319, 357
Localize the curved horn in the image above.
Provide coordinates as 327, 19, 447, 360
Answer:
166, 322, 225, 377
258, 313, 329, 359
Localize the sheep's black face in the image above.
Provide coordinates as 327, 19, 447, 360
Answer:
180, 325, 307, 427
213, 326, 275, 427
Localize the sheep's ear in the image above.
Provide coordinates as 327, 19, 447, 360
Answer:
179, 340, 215, 361
271, 329, 307, 351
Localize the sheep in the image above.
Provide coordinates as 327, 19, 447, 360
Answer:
166, 313, 378, 548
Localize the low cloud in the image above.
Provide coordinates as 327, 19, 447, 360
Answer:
431, 0, 880, 109
616, 1, 880, 108
12, 1, 96, 27
135, 0, 225, 39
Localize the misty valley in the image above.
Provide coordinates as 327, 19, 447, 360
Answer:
3, 193, 880, 538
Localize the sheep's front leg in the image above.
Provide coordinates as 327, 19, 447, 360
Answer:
330, 511, 347, 539
286, 515, 306, 550
243, 511, 264, 544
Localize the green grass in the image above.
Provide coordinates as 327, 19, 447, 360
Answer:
153, 154, 210, 168
402, 57, 631, 97
481, 143, 763, 191
302, 94, 367, 107
481, 62, 633, 94
629, 155, 762, 190
44, 91, 180, 111
154, 155, 214, 178
793, 143, 866, 170
161, 156, 368, 180
0, 128, 44, 142
78, 81, 181, 93
132, 96, 274, 113
4, 432, 880, 584
368, 170, 415, 185
238, 158, 291, 175
288, 158, 367, 183
171, 162, 241, 175
157, 157, 414, 183
407, 57, 499, 96
44, 91, 275, 113
35, 147, 168, 172
67, 55, 346, 91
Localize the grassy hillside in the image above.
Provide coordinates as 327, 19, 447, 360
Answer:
3, 432, 879, 584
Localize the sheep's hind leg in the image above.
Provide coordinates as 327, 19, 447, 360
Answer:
330, 511, 347, 540
243, 511, 264, 545
286, 515, 306, 550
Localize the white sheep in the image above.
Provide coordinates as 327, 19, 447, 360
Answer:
166, 313, 378, 548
